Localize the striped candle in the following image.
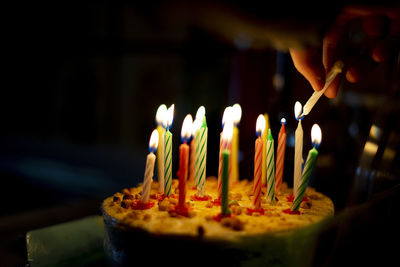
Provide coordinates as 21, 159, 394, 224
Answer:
141, 130, 159, 203
155, 104, 167, 193
266, 128, 275, 203
163, 104, 174, 196
195, 116, 208, 196
253, 115, 265, 209
164, 130, 173, 196
192, 107, 204, 186
261, 113, 270, 186
292, 124, 321, 211
275, 118, 286, 194
189, 138, 196, 185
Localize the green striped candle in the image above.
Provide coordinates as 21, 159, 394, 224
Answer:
163, 104, 174, 196
292, 124, 321, 211
266, 128, 275, 204
164, 129, 173, 196
195, 116, 208, 196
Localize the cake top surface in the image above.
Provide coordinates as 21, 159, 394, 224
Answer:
102, 177, 334, 242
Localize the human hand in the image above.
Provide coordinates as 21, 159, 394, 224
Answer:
289, 5, 400, 98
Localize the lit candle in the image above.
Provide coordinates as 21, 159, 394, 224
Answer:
217, 107, 233, 198
155, 104, 167, 193
190, 107, 205, 186
266, 128, 275, 204
301, 61, 343, 117
293, 101, 304, 199
141, 129, 159, 203
231, 103, 241, 184
292, 124, 322, 211
275, 118, 287, 194
253, 115, 265, 209
164, 104, 174, 196
195, 110, 208, 197
177, 115, 192, 210
221, 121, 233, 215
261, 113, 270, 186
192, 107, 204, 187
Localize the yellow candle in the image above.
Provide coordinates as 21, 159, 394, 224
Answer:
261, 113, 270, 186
231, 104, 241, 184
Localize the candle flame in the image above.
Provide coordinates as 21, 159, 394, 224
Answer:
164, 104, 175, 129
311, 124, 322, 147
195, 106, 206, 121
294, 101, 302, 120
222, 121, 234, 148
256, 114, 266, 137
156, 104, 167, 125
149, 129, 159, 153
222, 106, 233, 127
181, 114, 193, 142
232, 103, 242, 125
191, 118, 202, 136
281, 118, 286, 125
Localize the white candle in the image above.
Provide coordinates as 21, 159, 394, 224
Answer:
293, 101, 304, 198
156, 104, 167, 193
158, 133, 165, 193
141, 129, 159, 203
301, 61, 343, 117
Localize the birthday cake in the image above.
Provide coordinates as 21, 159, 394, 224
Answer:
102, 177, 334, 266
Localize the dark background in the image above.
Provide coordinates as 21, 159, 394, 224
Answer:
1, 1, 399, 266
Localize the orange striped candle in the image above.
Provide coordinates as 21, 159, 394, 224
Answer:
275, 118, 287, 194
253, 115, 265, 209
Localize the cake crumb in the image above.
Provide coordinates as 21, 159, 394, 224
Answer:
127, 211, 141, 220
300, 201, 312, 209
158, 200, 170, 211
169, 198, 178, 205
143, 214, 152, 221
121, 200, 132, 209
231, 206, 242, 215
123, 194, 134, 200
123, 188, 132, 195
228, 200, 239, 207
